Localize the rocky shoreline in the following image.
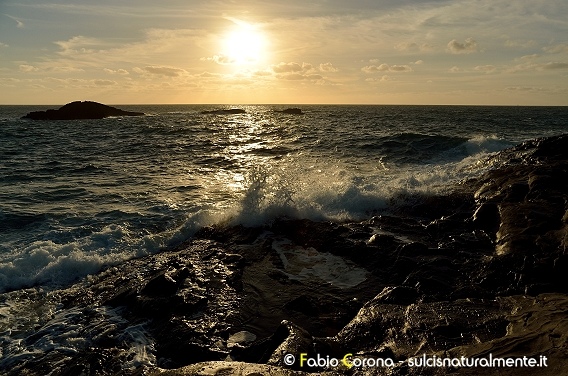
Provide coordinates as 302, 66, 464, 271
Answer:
4, 134, 567, 375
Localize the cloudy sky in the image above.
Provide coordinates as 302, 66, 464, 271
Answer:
1, 0, 567, 105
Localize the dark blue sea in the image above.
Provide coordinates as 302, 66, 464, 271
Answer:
0, 104, 567, 369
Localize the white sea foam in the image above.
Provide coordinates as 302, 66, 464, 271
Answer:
0, 225, 166, 293
436, 134, 511, 164
272, 237, 368, 289
0, 296, 156, 371
223, 146, 499, 227
464, 134, 512, 155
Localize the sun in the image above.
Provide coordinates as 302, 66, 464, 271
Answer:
221, 24, 267, 65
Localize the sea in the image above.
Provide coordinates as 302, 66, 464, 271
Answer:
0, 104, 567, 371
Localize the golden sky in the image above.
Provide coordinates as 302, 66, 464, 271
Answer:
1, 0, 567, 105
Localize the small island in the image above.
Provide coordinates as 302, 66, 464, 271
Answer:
200, 108, 246, 115
21, 101, 145, 120
275, 108, 303, 115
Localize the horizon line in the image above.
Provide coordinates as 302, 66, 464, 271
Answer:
2, 102, 567, 107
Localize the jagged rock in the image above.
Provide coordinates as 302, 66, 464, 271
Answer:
151, 294, 568, 375
21, 101, 144, 120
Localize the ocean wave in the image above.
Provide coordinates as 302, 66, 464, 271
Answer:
462, 134, 513, 155
0, 149, 509, 294
200, 155, 486, 228
356, 133, 514, 166
0, 224, 166, 293
357, 133, 464, 165
0, 212, 48, 232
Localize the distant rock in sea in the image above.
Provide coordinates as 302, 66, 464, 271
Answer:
276, 108, 303, 115
200, 108, 246, 115
21, 101, 145, 120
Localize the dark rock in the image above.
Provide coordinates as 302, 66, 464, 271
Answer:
372, 286, 419, 305
396, 241, 429, 257
21, 101, 144, 120
472, 201, 500, 237
276, 108, 303, 115
267, 321, 317, 370
141, 271, 179, 297
284, 295, 320, 316
200, 108, 246, 115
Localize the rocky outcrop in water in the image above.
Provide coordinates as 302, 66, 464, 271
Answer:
200, 108, 246, 115
5, 134, 567, 375
21, 101, 145, 120
276, 108, 304, 115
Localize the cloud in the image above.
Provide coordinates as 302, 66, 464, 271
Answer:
5, 15, 24, 29
446, 38, 479, 54
543, 44, 568, 54
508, 61, 568, 73
277, 73, 323, 81
0, 78, 20, 88
253, 70, 273, 77
449, 66, 460, 73
362, 64, 385, 73
504, 39, 537, 49
390, 65, 413, 72
140, 65, 187, 77
365, 75, 391, 82
104, 68, 129, 75
54, 36, 105, 55
93, 79, 117, 86
19, 64, 39, 72
202, 54, 235, 65
361, 63, 412, 73
540, 62, 568, 70
0, 42, 8, 48
395, 42, 419, 51
269, 61, 324, 81
506, 86, 543, 92
319, 62, 338, 72
507, 63, 537, 73
414, 60, 424, 65
198, 71, 218, 78
271, 62, 305, 73
518, 54, 540, 61
50, 66, 84, 73
394, 42, 434, 52
474, 65, 497, 73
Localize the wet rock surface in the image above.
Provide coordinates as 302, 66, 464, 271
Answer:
4, 134, 567, 375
